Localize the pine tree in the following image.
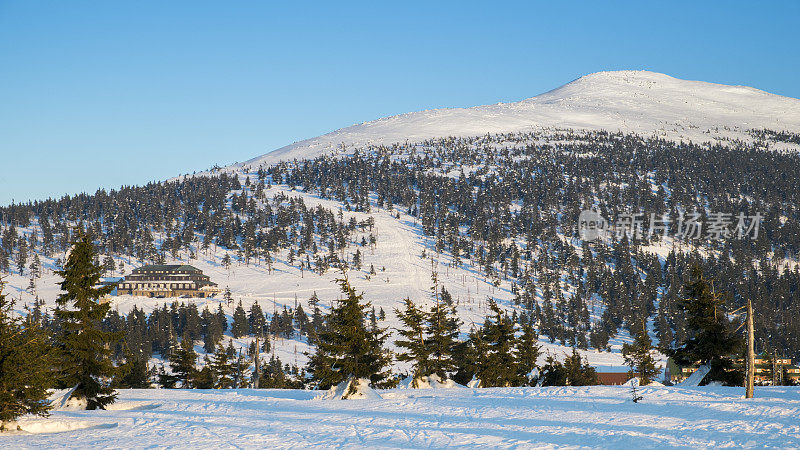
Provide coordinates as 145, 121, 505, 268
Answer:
223, 287, 233, 306
477, 300, 520, 387
516, 322, 540, 385
0, 282, 52, 430
193, 362, 215, 389
248, 302, 265, 336
306, 277, 392, 397
115, 352, 151, 389
209, 343, 235, 388
167, 333, 198, 388
673, 265, 742, 385
231, 300, 248, 338
16, 239, 28, 276
426, 301, 460, 380
621, 322, 660, 385
451, 327, 486, 386
563, 348, 598, 386
201, 306, 221, 353
157, 364, 176, 389
216, 304, 228, 332
538, 353, 568, 386
54, 229, 120, 409
394, 298, 430, 383
232, 351, 249, 388
539, 349, 598, 386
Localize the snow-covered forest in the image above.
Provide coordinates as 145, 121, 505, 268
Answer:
2, 68, 800, 446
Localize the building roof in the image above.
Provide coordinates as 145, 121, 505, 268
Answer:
133, 264, 202, 272
101, 277, 124, 282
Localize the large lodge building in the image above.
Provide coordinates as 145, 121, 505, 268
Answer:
116, 264, 220, 298
669, 357, 800, 385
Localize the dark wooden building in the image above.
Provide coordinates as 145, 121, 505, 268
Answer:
116, 264, 220, 298
596, 372, 632, 385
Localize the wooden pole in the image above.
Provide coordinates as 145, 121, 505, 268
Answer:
745, 298, 755, 399
253, 335, 260, 389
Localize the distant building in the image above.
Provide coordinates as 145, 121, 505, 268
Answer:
668, 357, 800, 385
753, 357, 799, 384
116, 264, 220, 298
596, 372, 632, 385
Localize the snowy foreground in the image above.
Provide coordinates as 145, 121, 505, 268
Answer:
5, 386, 800, 448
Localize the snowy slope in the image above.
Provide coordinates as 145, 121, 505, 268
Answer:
238, 70, 800, 169
7, 184, 642, 371
6, 386, 800, 447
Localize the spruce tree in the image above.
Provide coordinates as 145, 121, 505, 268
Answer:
516, 322, 540, 385
115, 353, 151, 389
232, 351, 249, 388
193, 362, 215, 389
248, 302, 265, 336
216, 304, 228, 332
231, 300, 248, 338
54, 229, 120, 409
477, 300, 520, 387
394, 298, 430, 384
209, 343, 235, 388
563, 348, 598, 386
621, 322, 660, 385
202, 306, 222, 353
538, 353, 568, 386
452, 326, 486, 386
673, 265, 742, 385
426, 301, 460, 380
167, 333, 198, 388
306, 278, 391, 397
0, 282, 52, 430
539, 350, 598, 386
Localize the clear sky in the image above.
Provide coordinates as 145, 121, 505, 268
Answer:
1, 1, 798, 206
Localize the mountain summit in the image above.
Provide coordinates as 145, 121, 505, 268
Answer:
241, 70, 800, 169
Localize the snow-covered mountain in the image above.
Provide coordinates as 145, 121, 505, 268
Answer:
239, 70, 800, 169
6, 70, 800, 380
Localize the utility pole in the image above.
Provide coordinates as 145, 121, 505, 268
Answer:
745, 298, 755, 399
253, 335, 260, 389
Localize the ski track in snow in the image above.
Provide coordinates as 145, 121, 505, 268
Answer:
5, 386, 800, 448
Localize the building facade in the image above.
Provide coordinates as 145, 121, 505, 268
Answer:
116, 264, 220, 298
668, 357, 800, 385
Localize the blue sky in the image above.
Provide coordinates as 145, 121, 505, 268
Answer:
1, 1, 798, 206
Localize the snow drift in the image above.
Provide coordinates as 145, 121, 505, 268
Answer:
316, 378, 382, 400
397, 374, 463, 389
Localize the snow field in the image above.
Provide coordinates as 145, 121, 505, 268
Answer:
5, 386, 800, 448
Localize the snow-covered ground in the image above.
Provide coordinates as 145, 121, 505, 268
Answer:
4, 386, 800, 448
